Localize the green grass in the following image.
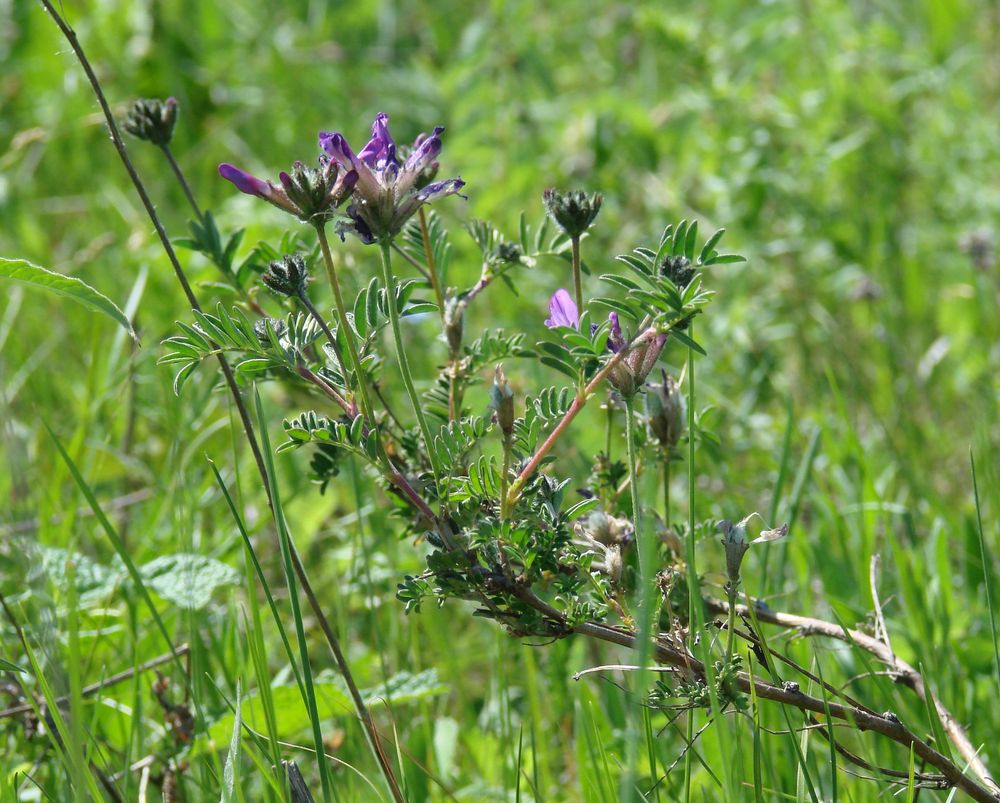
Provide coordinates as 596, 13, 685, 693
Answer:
2, 0, 1000, 800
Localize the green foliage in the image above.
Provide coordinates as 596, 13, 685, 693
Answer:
0, 257, 137, 341
5, 1, 1000, 801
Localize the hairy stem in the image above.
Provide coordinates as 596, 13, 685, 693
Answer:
623, 396, 653, 802
297, 290, 350, 388
708, 597, 999, 794
506, 326, 658, 506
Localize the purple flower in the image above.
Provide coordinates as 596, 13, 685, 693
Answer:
218, 157, 356, 224
319, 113, 465, 242
606, 312, 626, 353
545, 289, 579, 329
219, 164, 274, 199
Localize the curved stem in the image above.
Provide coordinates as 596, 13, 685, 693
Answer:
38, 5, 405, 799
378, 239, 443, 484
505, 327, 657, 506
708, 597, 999, 794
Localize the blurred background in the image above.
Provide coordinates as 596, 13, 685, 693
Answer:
2, 0, 999, 799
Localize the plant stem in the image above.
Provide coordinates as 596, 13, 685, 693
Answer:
683, 327, 697, 803
623, 396, 653, 803
418, 207, 447, 320
315, 225, 378, 422
506, 326, 657, 506
662, 451, 671, 528
500, 434, 512, 520
160, 144, 203, 222
571, 234, 583, 314
297, 291, 350, 388
378, 239, 443, 484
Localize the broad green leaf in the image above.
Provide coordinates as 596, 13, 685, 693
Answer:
38, 546, 123, 603
140, 553, 241, 610
0, 257, 138, 342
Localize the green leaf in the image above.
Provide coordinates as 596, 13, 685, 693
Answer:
140, 553, 241, 610
0, 257, 138, 342
0, 658, 26, 673
37, 546, 122, 603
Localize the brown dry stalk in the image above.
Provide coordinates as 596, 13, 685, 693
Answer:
707, 597, 998, 797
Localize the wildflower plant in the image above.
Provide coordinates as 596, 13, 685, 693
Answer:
16, 12, 999, 794
151, 100, 1000, 801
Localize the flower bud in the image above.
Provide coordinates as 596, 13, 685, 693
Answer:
443, 293, 465, 356
605, 314, 667, 398
493, 240, 523, 265
542, 189, 603, 238
262, 254, 309, 297
646, 371, 685, 451
278, 158, 358, 224
490, 364, 515, 438
719, 514, 788, 587
574, 510, 633, 547
660, 254, 695, 289
124, 97, 178, 147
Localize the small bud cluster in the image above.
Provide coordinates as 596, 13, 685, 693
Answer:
543, 189, 603, 238
606, 313, 666, 398
262, 255, 309, 298
660, 254, 695, 289
124, 97, 178, 147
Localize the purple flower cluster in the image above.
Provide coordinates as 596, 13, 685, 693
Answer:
544, 289, 666, 397
219, 113, 464, 240
320, 113, 465, 243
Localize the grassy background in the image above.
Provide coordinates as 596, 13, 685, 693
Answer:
2, 0, 999, 800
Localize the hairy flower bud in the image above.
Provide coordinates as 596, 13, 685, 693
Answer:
262, 254, 309, 297
493, 240, 523, 265
124, 97, 178, 147
646, 371, 685, 451
575, 510, 633, 547
443, 293, 465, 356
491, 364, 515, 438
605, 314, 667, 398
719, 514, 788, 587
660, 254, 695, 289
542, 189, 603, 238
